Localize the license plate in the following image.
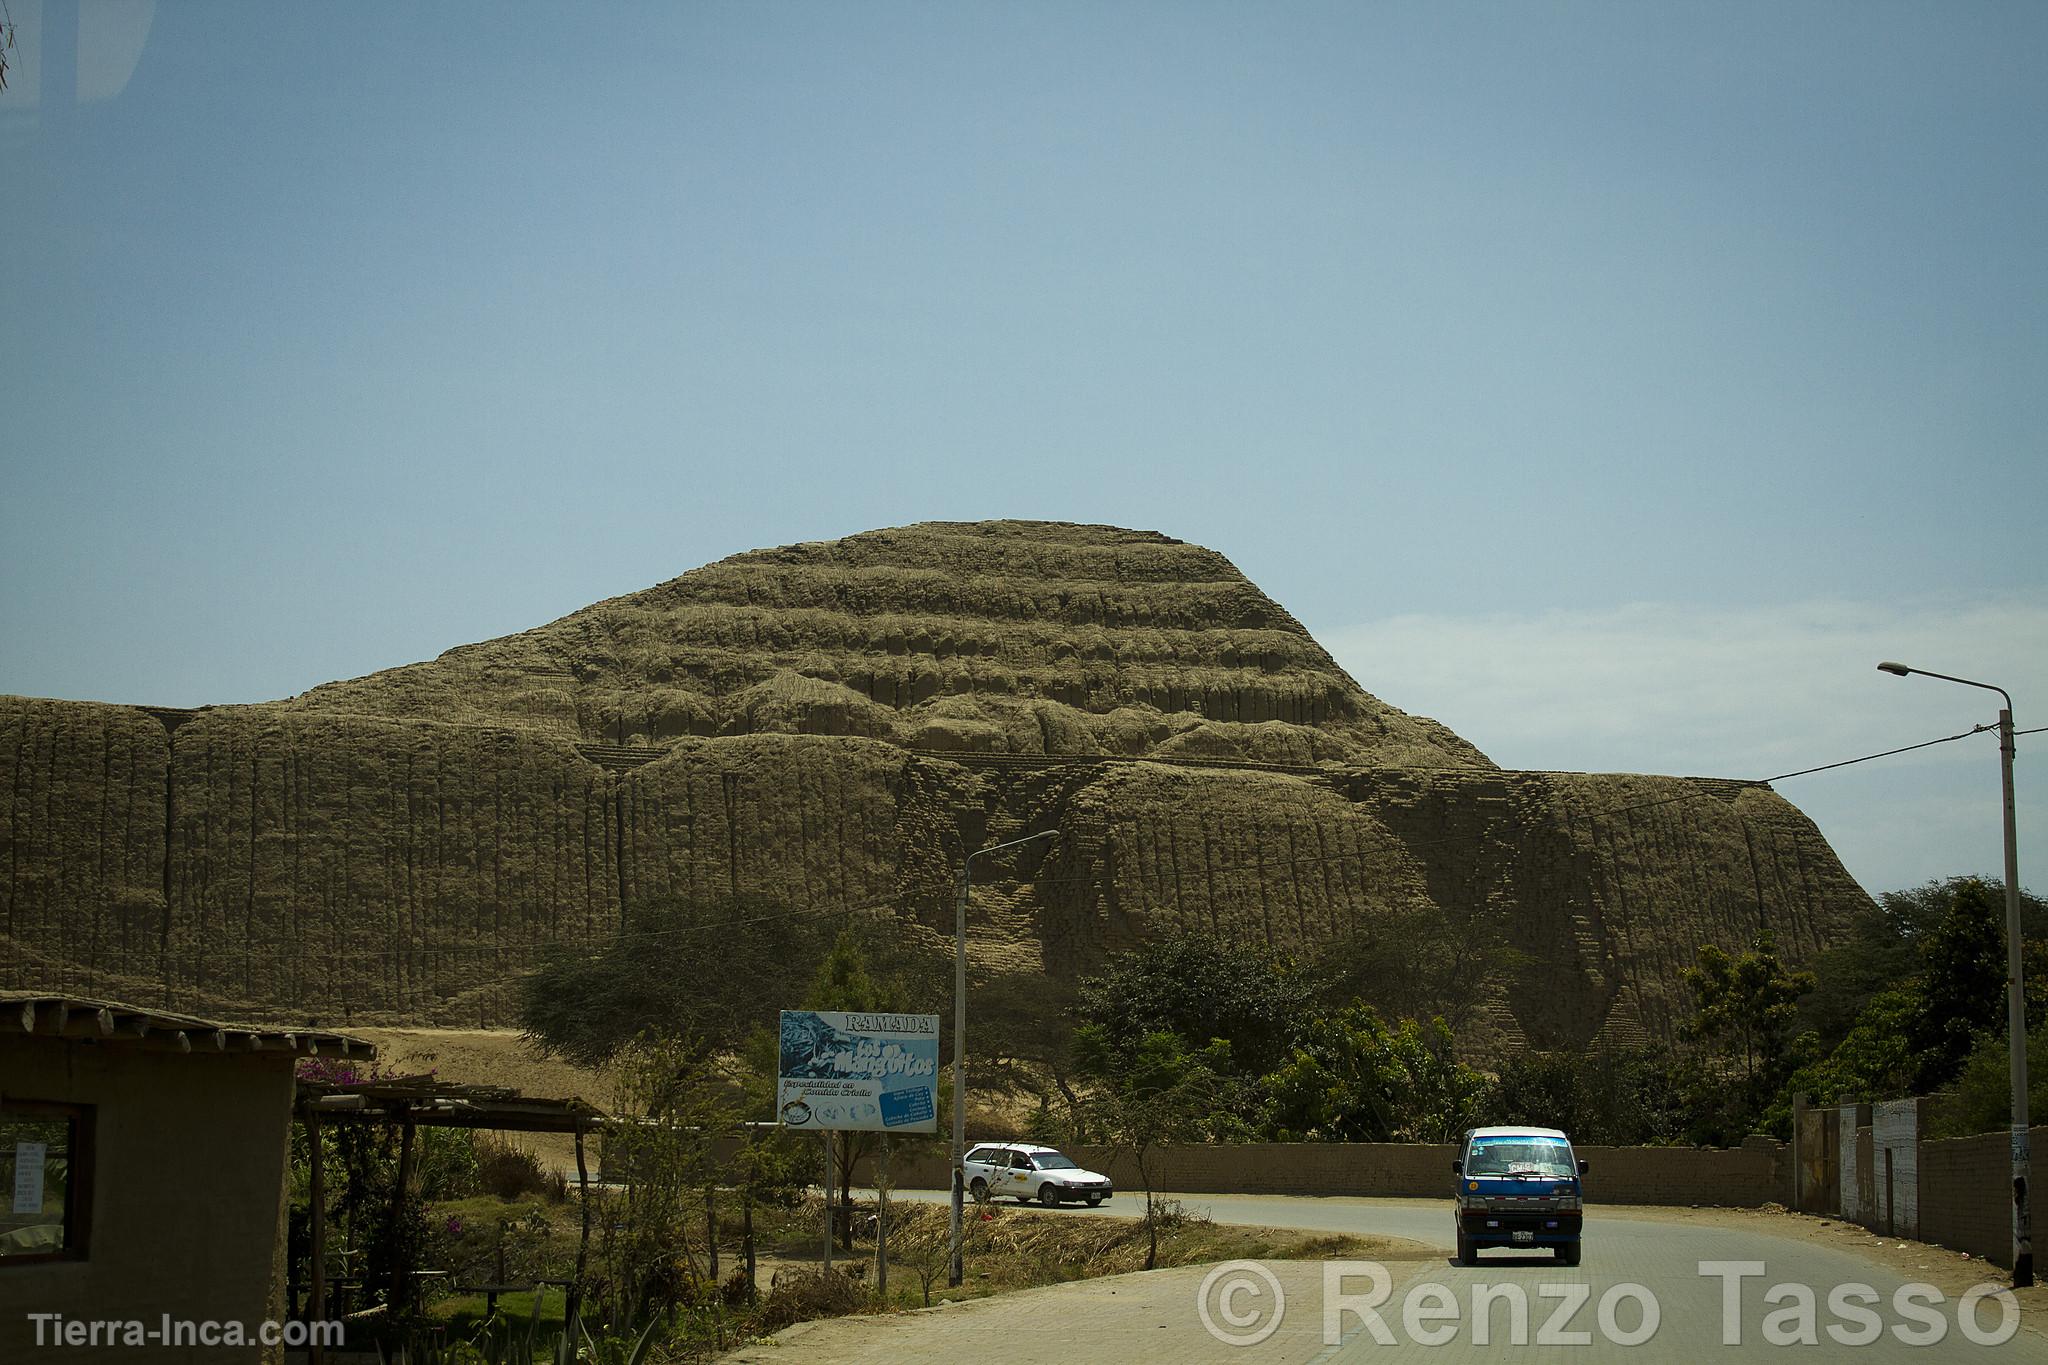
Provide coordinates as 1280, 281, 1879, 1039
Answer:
1511, 1230, 1535, 1245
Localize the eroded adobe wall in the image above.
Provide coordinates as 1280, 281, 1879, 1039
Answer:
0, 697, 170, 1000
160, 709, 619, 1022
1, 700, 1869, 1048
279, 522, 1493, 771
1318, 767, 1871, 1048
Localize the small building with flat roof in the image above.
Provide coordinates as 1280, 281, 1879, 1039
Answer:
1, 993, 368, 1363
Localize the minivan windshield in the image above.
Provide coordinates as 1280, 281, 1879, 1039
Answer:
1466, 1136, 1574, 1178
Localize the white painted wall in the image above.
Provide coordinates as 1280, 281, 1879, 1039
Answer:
1873, 1098, 1921, 1239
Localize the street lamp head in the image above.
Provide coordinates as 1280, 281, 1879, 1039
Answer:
1878, 661, 1912, 677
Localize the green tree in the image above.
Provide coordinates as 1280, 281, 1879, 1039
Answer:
1075, 1029, 1241, 1269
1073, 933, 1313, 1080
519, 895, 840, 1067
1678, 932, 1815, 1142
727, 1026, 814, 1299
1260, 1004, 1490, 1143
1491, 1046, 1680, 1147
801, 923, 947, 1251
1801, 878, 2048, 1051
1936, 1015, 2048, 1138
808, 924, 888, 1011
1773, 988, 1919, 1118
1902, 878, 2006, 1090
1778, 878, 2040, 1126
586, 1034, 746, 1330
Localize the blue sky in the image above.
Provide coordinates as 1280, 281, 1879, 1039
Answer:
2, 1, 2042, 895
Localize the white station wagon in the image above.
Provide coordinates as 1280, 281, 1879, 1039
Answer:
963, 1142, 1114, 1206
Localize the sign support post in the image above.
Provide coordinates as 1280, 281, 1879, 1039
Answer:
776, 1009, 939, 1284
876, 1134, 890, 1300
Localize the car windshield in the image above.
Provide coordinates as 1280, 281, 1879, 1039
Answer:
1466, 1136, 1574, 1178
1032, 1153, 1078, 1170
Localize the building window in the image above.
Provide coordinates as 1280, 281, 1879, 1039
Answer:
1, 1101, 94, 1264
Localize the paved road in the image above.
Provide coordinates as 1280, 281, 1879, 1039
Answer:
726, 1192, 2048, 1362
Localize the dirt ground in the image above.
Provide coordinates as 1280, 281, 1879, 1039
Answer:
755, 1201, 1441, 1312
351, 1027, 605, 1174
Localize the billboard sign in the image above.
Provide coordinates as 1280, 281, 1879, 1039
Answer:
777, 1010, 940, 1133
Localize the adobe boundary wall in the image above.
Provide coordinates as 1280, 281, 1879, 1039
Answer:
855, 1138, 1790, 1208
1916, 1125, 2048, 1270
1793, 1094, 2045, 1271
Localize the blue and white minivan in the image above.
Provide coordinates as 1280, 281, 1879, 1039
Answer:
1451, 1126, 1588, 1265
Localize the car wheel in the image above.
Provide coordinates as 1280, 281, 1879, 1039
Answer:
1557, 1242, 1581, 1267
1455, 1231, 1474, 1265
969, 1177, 987, 1200
1085, 1193, 1103, 1206
1038, 1184, 1062, 1206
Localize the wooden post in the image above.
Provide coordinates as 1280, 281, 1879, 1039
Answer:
876, 1135, 889, 1301
743, 1174, 757, 1300
821, 1130, 833, 1274
387, 1113, 416, 1315
567, 1128, 590, 1336
706, 1183, 719, 1285
307, 1108, 327, 1365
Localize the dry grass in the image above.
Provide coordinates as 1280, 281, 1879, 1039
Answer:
842, 1197, 1400, 1311
751, 1267, 871, 1333
402, 1188, 1415, 1358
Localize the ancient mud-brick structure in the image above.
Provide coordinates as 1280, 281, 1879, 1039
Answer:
1, 521, 1869, 1048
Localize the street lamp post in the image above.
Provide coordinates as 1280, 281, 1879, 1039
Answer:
1879, 661, 2030, 1286
949, 829, 1060, 1288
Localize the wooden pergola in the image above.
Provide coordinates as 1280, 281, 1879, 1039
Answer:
294, 1076, 609, 1362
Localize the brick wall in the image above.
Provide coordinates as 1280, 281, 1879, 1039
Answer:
860, 1139, 1789, 1207
825, 1120, 2048, 1266
1917, 1124, 2048, 1269
1574, 1137, 1787, 1206
1838, 1104, 1871, 1223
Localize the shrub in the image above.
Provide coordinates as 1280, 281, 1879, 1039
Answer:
756, 1268, 869, 1333
477, 1137, 557, 1202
